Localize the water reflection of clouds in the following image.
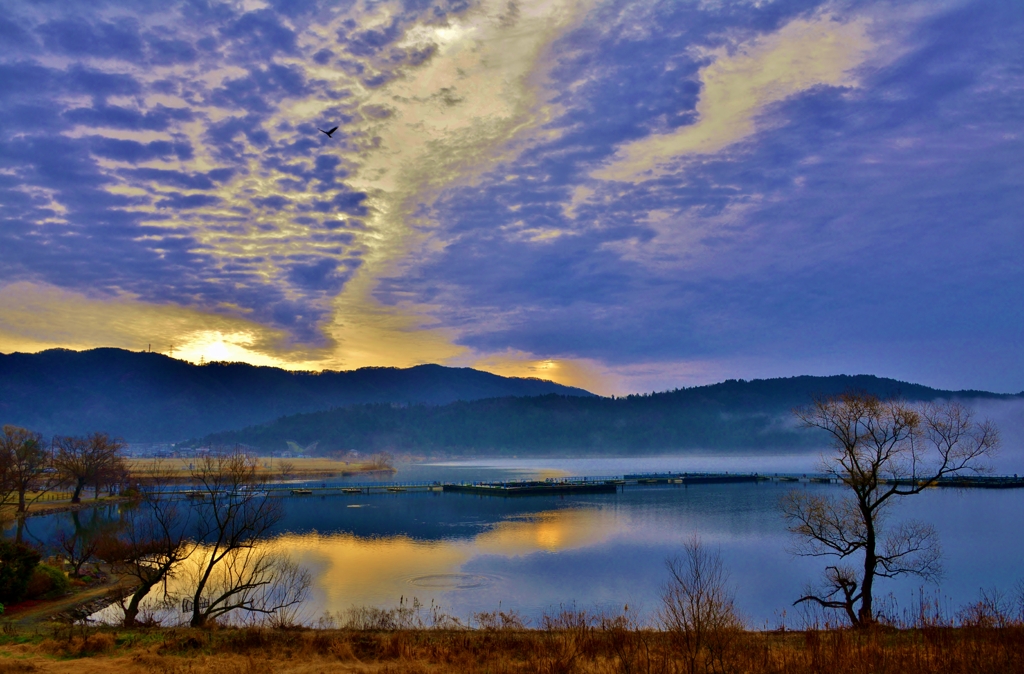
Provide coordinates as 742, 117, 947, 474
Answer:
277, 533, 469, 612
476, 508, 617, 555
280, 501, 787, 622
272, 488, 806, 620
280, 507, 620, 613
83, 482, 1024, 626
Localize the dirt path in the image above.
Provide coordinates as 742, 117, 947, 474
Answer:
4, 576, 136, 626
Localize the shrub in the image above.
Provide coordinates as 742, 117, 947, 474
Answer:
0, 539, 41, 604
25, 563, 70, 599
77, 632, 116, 655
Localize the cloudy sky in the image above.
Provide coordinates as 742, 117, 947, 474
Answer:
1, 0, 1020, 394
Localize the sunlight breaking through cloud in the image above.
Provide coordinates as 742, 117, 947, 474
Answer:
1, 0, 1021, 393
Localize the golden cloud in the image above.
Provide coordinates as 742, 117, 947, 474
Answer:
592, 14, 876, 182
0, 282, 323, 368
7, 0, 598, 377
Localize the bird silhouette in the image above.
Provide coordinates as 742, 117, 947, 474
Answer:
318, 126, 338, 138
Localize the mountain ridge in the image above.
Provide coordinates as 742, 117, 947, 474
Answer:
199, 374, 1023, 455
0, 347, 593, 441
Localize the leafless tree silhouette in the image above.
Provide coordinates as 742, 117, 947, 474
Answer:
783, 393, 998, 627
98, 488, 196, 627
661, 537, 743, 674
0, 425, 52, 514
182, 453, 309, 627
53, 432, 127, 503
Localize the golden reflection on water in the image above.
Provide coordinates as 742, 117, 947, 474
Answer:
278, 533, 470, 608
475, 509, 616, 555
96, 507, 625, 622
275, 507, 621, 612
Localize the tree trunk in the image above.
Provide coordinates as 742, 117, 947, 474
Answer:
190, 605, 206, 628
120, 573, 156, 626
122, 585, 151, 628
71, 478, 86, 504
859, 509, 876, 627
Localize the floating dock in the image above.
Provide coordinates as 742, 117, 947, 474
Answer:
443, 481, 618, 496
624, 472, 764, 485
888, 475, 1024, 489
156, 471, 1024, 501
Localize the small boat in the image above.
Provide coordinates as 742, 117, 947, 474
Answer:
386, 486, 406, 492
341, 488, 362, 494
291, 489, 314, 495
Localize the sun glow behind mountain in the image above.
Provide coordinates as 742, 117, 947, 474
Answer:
0, 0, 1020, 395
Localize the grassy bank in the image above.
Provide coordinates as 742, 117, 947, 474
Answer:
1, 623, 1023, 673
128, 456, 393, 483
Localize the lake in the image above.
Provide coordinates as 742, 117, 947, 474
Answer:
19, 455, 1022, 628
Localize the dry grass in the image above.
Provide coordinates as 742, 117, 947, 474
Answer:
1, 623, 1023, 674
129, 457, 384, 482
1, 492, 76, 509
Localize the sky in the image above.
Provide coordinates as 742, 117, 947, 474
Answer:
0, 0, 1021, 396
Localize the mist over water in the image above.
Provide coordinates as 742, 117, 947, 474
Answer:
966, 399, 1024, 474
56, 456, 1024, 628
417, 454, 825, 479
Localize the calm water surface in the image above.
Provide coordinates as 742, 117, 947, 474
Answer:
38, 455, 1023, 626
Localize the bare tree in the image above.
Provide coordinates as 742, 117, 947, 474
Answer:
0, 425, 53, 513
97, 491, 196, 627
783, 393, 998, 627
183, 453, 309, 627
660, 537, 742, 674
369, 451, 395, 471
53, 432, 127, 503
55, 527, 102, 578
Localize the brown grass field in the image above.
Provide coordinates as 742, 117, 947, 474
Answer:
1, 624, 1023, 673
128, 457, 391, 482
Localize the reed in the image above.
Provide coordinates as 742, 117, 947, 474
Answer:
2, 612, 1023, 674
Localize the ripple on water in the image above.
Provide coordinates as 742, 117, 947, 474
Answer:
408, 573, 497, 589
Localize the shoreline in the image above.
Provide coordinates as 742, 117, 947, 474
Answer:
0, 459, 395, 520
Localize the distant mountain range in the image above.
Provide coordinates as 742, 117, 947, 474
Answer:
0, 348, 593, 441
3, 348, 1018, 452
199, 375, 1023, 455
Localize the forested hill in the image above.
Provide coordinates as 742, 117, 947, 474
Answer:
0, 348, 593, 441
200, 375, 1023, 455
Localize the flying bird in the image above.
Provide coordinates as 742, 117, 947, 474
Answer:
318, 126, 338, 138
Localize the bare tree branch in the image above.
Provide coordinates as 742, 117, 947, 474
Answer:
182, 452, 309, 627
0, 425, 54, 515
784, 392, 997, 627
97, 490, 196, 627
